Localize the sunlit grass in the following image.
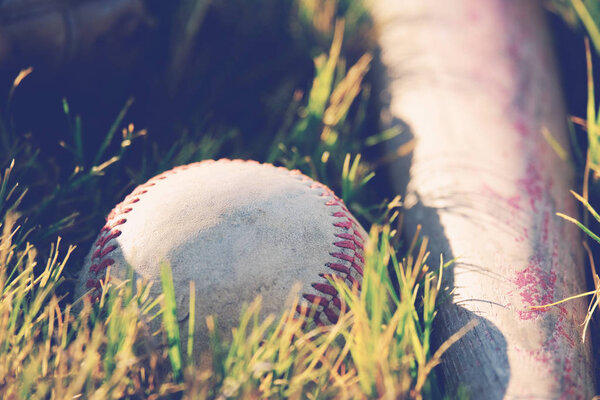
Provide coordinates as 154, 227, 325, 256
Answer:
0, 186, 470, 398
532, 3, 600, 349
0, 109, 459, 398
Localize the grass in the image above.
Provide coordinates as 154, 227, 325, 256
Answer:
0, 196, 463, 398
0, 0, 476, 398
537, 0, 600, 355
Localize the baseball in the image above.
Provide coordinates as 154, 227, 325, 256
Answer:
76, 159, 366, 352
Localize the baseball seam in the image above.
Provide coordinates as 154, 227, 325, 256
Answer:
84, 159, 365, 324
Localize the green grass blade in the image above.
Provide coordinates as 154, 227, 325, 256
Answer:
187, 280, 196, 362
365, 126, 403, 147
160, 261, 183, 382
572, 0, 600, 54
570, 190, 600, 224
584, 37, 600, 170
92, 98, 134, 167
557, 212, 600, 245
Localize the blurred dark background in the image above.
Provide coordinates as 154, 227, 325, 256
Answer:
0, 0, 375, 161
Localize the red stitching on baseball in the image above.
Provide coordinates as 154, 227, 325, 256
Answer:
333, 240, 355, 250
302, 181, 365, 326
354, 252, 365, 264
330, 252, 354, 263
95, 230, 122, 248
345, 275, 361, 291
351, 262, 363, 276
324, 307, 339, 324
86, 279, 102, 289
336, 233, 364, 250
332, 296, 342, 309
91, 244, 117, 260
84, 158, 365, 328
303, 294, 328, 307
334, 220, 353, 230
327, 263, 351, 274
90, 258, 115, 273
312, 282, 338, 296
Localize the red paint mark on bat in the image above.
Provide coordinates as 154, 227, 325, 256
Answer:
559, 358, 578, 400
552, 234, 560, 261
507, 42, 522, 64
480, 184, 522, 214
558, 305, 567, 315
525, 324, 578, 391
541, 209, 551, 244
467, 8, 480, 22
514, 118, 530, 137
506, 194, 521, 211
529, 349, 550, 364
518, 161, 543, 212
555, 324, 576, 348
514, 255, 557, 320
513, 255, 581, 396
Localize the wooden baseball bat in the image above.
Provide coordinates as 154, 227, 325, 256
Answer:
371, 0, 596, 397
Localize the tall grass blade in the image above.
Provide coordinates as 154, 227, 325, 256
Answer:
160, 261, 184, 382
92, 98, 134, 167
187, 280, 196, 362
557, 212, 600, 245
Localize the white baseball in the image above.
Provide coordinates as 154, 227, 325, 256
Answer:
76, 159, 366, 351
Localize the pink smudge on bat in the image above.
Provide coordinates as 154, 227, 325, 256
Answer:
513, 255, 557, 320
518, 161, 544, 212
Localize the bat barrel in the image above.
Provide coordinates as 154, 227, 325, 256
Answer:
371, 0, 596, 397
